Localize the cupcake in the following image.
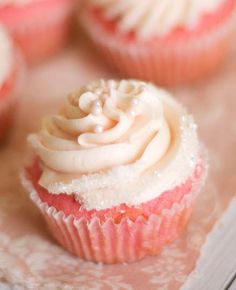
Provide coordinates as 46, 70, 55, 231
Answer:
22, 79, 207, 263
0, 0, 75, 64
0, 26, 21, 143
81, 0, 236, 86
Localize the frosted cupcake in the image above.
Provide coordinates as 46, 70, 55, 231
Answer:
81, 0, 236, 86
0, 26, 20, 143
23, 79, 207, 263
0, 0, 75, 64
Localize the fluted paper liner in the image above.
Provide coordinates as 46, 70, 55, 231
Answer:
22, 150, 208, 264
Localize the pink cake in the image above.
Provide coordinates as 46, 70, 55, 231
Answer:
81, 0, 236, 86
0, 0, 75, 64
23, 79, 208, 263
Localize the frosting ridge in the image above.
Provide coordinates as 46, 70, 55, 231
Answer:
90, 0, 225, 38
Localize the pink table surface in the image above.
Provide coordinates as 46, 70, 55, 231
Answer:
0, 33, 235, 289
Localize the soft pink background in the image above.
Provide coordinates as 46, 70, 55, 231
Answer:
0, 33, 235, 289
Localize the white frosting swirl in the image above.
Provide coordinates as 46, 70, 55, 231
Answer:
90, 0, 225, 38
28, 80, 200, 210
0, 26, 13, 87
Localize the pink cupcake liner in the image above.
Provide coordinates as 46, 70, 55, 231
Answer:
29, 191, 194, 263
0, 0, 75, 63
22, 147, 208, 263
81, 0, 236, 86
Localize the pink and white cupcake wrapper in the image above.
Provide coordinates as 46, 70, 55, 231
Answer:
22, 148, 208, 263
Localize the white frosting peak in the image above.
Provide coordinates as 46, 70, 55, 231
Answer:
0, 26, 13, 87
90, 0, 224, 37
29, 80, 200, 210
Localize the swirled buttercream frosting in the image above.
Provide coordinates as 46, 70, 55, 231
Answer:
0, 26, 13, 87
28, 79, 200, 210
90, 0, 225, 38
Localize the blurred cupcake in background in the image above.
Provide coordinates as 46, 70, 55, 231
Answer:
0, 26, 22, 144
23, 79, 208, 263
81, 0, 236, 86
0, 0, 75, 64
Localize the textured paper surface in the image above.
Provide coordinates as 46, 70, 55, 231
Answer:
0, 33, 235, 289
